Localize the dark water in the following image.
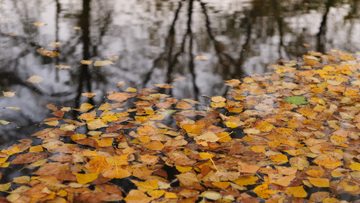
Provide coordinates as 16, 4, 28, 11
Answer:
1, 0, 360, 145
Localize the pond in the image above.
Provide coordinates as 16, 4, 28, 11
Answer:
1, 0, 360, 146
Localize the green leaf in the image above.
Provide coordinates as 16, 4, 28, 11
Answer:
284, 96, 308, 105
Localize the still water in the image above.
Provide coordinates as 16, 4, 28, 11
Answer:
1, 0, 360, 145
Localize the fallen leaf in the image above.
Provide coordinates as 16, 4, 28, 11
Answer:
284, 96, 308, 105
75, 173, 99, 184
286, 186, 307, 198
94, 60, 113, 67
27, 75, 43, 84
124, 190, 152, 203
3, 91, 15, 97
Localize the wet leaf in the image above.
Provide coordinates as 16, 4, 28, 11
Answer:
124, 190, 152, 203
94, 60, 113, 67
308, 177, 330, 187
284, 96, 308, 105
286, 186, 307, 198
201, 191, 222, 200
234, 176, 258, 186
176, 172, 199, 186
0, 120, 10, 125
75, 173, 99, 184
27, 75, 43, 84
0, 183, 11, 192
2, 91, 15, 97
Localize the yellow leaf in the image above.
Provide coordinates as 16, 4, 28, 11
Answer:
135, 179, 158, 192
87, 119, 108, 130
75, 173, 98, 184
194, 132, 219, 143
94, 60, 113, 67
253, 183, 276, 199
255, 121, 274, 132
0, 120, 10, 125
57, 190, 67, 197
96, 138, 113, 147
0, 162, 9, 168
106, 155, 128, 166
286, 186, 307, 198
270, 154, 288, 164
144, 141, 164, 151
244, 128, 260, 135
176, 165, 192, 173
331, 168, 346, 178
322, 198, 340, 203
238, 162, 260, 174
330, 134, 347, 146
290, 156, 309, 170
234, 176, 258, 186
349, 162, 360, 171
33, 21, 46, 27
126, 87, 137, 93
102, 167, 131, 179
182, 123, 204, 135
2, 146, 21, 156
0, 157, 8, 164
125, 190, 152, 203
81, 92, 96, 98
78, 103, 93, 112
216, 132, 232, 142
13, 176, 30, 184
71, 134, 87, 141
44, 120, 59, 126
60, 124, 77, 131
314, 154, 342, 169
211, 96, 226, 103
107, 92, 132, 103
308, 177, 330, 187
0, 183, 11, 192
176, 172, 199, 186
3, 91, 15, 97
101, 113, 118, 123
29, 145, 44, 153
270, 174, 295, 187
305, 168, 324, 177
211, 101, 225, 108
199, 152, 215, 160
201, 191, 222, 200
27, 75, 43, 84
80, 60, 93, 65
164, 192, 177, 199
224, 121, 239, 128
212, 181, 230, 189
251, 145, 266, 153
147, 190, 165, 198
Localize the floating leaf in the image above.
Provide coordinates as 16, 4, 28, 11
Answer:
284, 96, 308, 105
308, 177, 330, 187
286, 186, 307, 198
33, 21, 46, 27
3, 91, 15, 97
0, 120, 10, 125
75, 173, 99, 184
94, 60, 113, 67
27, 75, 43, 84
176, 172, 199, 186
201, 191, 222, 200
124, 190, 152, 203
234, 176, 258, 186
0, 183, 11, 192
